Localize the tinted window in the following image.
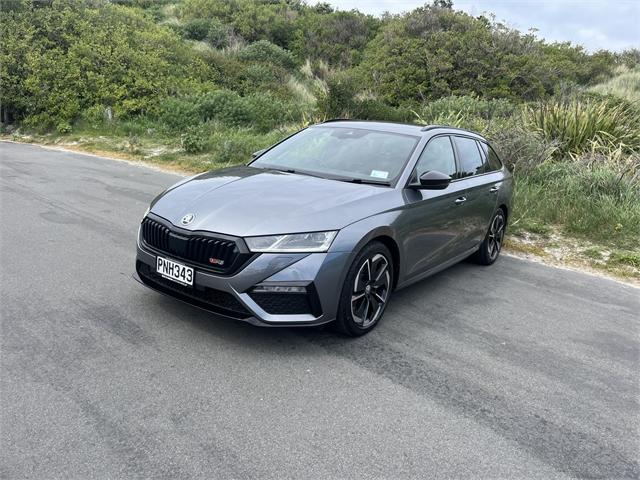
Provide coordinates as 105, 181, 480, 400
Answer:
453, 136, 483, 178
487, 145, 503, 171
252, 127, 420, 183
475, 141, 491, 174
478, 142, 503, 172
414, 136, 456, 179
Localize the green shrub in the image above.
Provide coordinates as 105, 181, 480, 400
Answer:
56, 122, 72, 134
183, 18, 211, 41
353, 99, 412, 123
317, 73, 358, 118
0, 2, 214, 129
206, 19, 230, 48
237, 40, 296, 71
181, 128, 207, 153
197, 90, 252, 126
234, 63, 289, 96
157, 96, 200, 131
157, 89, 301, 133
416, 95, 517, 124
488, 124, 557, 175
243, 93, 300, 132
205, 126, 290, 167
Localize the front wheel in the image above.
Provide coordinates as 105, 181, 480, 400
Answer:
334, 241, 394, 337
475, 208, 506, 265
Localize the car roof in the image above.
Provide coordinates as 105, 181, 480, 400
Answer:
313, 119, 487, 141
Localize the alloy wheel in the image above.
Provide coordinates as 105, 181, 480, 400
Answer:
351, 253, 391, 328
488, 213, 505, 261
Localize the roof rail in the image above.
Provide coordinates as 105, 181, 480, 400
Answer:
321, 118, 353, 123
420, 124, 486, 137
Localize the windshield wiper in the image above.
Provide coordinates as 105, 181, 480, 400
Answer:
340, 178, 391, 186
268, 167, 326, 179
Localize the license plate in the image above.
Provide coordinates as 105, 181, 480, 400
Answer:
156, 256, 194, 286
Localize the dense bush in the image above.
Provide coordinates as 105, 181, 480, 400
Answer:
179, 0, 299, 47
316, 73, 359, 118
237, 40, 297, 71
182, 18, 211, 41
415, 95, 517, 124
181, 128, 207, 153
157, 90, 302, 133
290, 10, 381, 67
357, 4, 615, 105
156, 96, 200, 132
206, 18, 230, 48
352, 100, 413, 123
0, 0, 214, 129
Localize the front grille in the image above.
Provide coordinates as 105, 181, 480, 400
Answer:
141, 216, 252, 274
136, 261, 251, 319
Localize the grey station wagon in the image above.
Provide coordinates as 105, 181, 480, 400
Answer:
135, 121, 513, 335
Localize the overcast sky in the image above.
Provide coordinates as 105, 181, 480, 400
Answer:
309, 0, 640, 52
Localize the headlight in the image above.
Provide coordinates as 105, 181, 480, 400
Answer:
245, 231, 338, 253
141, 206, 150, 221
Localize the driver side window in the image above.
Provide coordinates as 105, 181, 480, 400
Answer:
414, 136, 457, 180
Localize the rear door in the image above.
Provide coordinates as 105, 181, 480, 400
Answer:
451, 136, 498, 250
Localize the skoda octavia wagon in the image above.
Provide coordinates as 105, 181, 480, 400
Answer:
135, 121, 512, 335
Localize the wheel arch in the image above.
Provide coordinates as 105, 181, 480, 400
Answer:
369, 235, 401, 290
498, 203, 509, 223
330, 213, 404, 293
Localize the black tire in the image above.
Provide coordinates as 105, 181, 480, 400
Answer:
475, 208, 506, 265
333, 241, 394, 337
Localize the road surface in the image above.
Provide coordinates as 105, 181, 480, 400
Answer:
1, 141, 639, 479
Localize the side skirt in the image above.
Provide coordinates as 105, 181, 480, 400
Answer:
395, 246, 479, 291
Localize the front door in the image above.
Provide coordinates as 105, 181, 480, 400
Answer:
401, 135, 470, 281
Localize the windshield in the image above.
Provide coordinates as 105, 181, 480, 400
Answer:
251, 126, 420, 184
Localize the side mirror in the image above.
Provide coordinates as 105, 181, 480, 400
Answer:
251, 149, 266, 159
416, 170, 451, 190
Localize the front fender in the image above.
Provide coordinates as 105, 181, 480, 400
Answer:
328, 210, 403, 292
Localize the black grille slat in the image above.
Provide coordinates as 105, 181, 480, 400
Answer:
140, 217, 251, 274
136, 262, 251, 319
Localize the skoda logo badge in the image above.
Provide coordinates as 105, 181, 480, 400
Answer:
181, 213, 195, 225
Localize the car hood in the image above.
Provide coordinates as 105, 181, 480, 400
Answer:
150, 166, 399, 237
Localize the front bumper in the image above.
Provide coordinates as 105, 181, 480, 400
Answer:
135, 240, 351, 327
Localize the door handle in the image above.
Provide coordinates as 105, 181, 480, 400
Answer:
489, 186, 500, 193
454, 196, 467, 205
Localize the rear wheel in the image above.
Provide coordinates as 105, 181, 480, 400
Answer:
334, 241, 393, 336
475, 208, 506, 265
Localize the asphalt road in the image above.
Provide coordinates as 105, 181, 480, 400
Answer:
1, 141, 639, 479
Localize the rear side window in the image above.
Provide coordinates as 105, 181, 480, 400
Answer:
487, 145, 503, 171
414, 136, 457, 178
453, 136, 483, 178
478, 142, 503, 172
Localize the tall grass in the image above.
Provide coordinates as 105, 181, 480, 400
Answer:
513, 162, 640, 248
589, 68, 640, 103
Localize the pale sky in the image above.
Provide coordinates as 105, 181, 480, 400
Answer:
309, 0, 640, 52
